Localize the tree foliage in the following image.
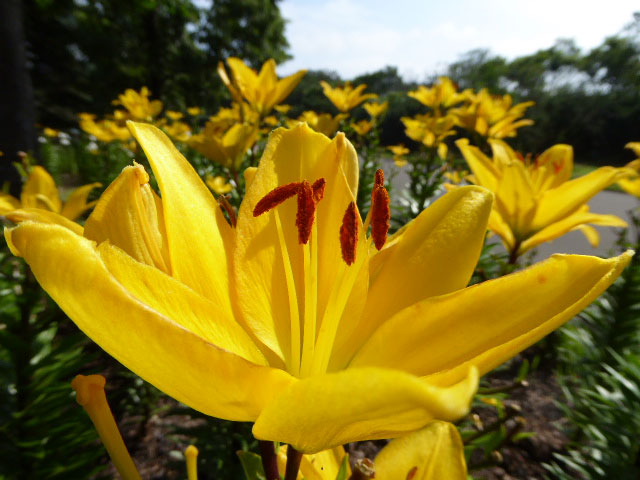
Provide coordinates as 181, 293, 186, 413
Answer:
24, 0, 291, 126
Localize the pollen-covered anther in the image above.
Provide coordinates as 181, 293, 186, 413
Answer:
253, 182, 300, 217
371, 169, 390, 250
253, 177, 326, 245
296, 180, 316, 244
374, 168, 385, 187
340, 201, 359, 265
311, 178, 326, 203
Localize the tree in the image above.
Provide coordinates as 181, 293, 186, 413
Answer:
0, 0, 36, 193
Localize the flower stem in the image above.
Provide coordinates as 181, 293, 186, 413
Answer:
284, 446, 303, 480
258, 441, 280, 480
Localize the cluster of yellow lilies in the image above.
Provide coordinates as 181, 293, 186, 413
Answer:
9, 55, 640, 479
78, 58, 390, 194
398, 77, 534, 164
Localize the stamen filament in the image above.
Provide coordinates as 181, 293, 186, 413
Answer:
273, 210, 301, 375
300, 222, 318, 377
71, 375, 141, 480
312, 220, 371, 374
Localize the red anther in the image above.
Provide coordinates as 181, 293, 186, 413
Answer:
253, 182, 300, 217
296, 181, 316, 244
340, 202, 359, 265
374, 169, 385, 187
371, 183, 390, 251
311, 178, 326, 203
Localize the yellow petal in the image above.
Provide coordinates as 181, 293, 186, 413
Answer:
375, 422, 467, 480
531, 144, 573, 191
487, 209, 515, 252
625, 142, 640, 157
60, 182, 102, 220
252, 366, 478, 453
21, 166, 62, 212
519, 207, 627, 254
127, 122, 234, 311
97, 241, 265, 364
3, 208, 84, 235
575, 224, 600, 247
618, 176, 640, 197
351, 251, 632, 382
84, 164, 171, 273
532, 166, 626, 230
0, 193, 20, 214
456, 139, 500, 191
493, 160, 536, 238
273, 69, 307, 109
335, 187, 492, 366
6, 222, 294, 421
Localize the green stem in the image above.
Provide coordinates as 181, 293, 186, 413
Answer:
507, 241, 521, 266
258, 441, 279, 480
284, 446, 302, 480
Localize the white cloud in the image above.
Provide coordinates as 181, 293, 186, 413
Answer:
278, 0, 639, 80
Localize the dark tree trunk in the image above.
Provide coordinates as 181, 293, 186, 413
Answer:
0, 0, 36, 195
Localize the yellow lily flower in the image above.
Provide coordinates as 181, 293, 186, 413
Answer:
0, 165, 100, 227
320, 81, 378, 113
408, 77, 467, 111
206, 175, 234, 195
452, 89, 534, 139
289, 111, 348, 137
352, 119, 373, 136
375, 422, 467, 480
274, 104, 292, 114
221, 57, 307, 117
79, 113, 132, 143
457, 138, 629, 257
188, 122, 258, 171
112, 87, 163, 122
276, 422, 471, 480
617, 142, 640, 196
387, 144, 410, 167
401, 113, 456, 157
5, 122, 631, 454
165, 110, 184, 121
363, 101, 389, 119
187, 106, 203, 116
163, 121, 192, 142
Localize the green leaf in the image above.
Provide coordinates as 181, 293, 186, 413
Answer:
335, 453, 349, 480
237, 451, 267, 480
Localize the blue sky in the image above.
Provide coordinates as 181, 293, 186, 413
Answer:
278, 0, 638, 79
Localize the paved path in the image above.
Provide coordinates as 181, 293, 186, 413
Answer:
531, 190, 638, 261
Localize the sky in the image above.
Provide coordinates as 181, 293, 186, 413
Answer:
278, 0, 639, 80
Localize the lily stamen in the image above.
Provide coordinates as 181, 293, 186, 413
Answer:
296, 180, 316, 244
340, 201, 359, 265
371, 168, 390, 250
253, 182, 300, 217
254, 178, 326, 245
